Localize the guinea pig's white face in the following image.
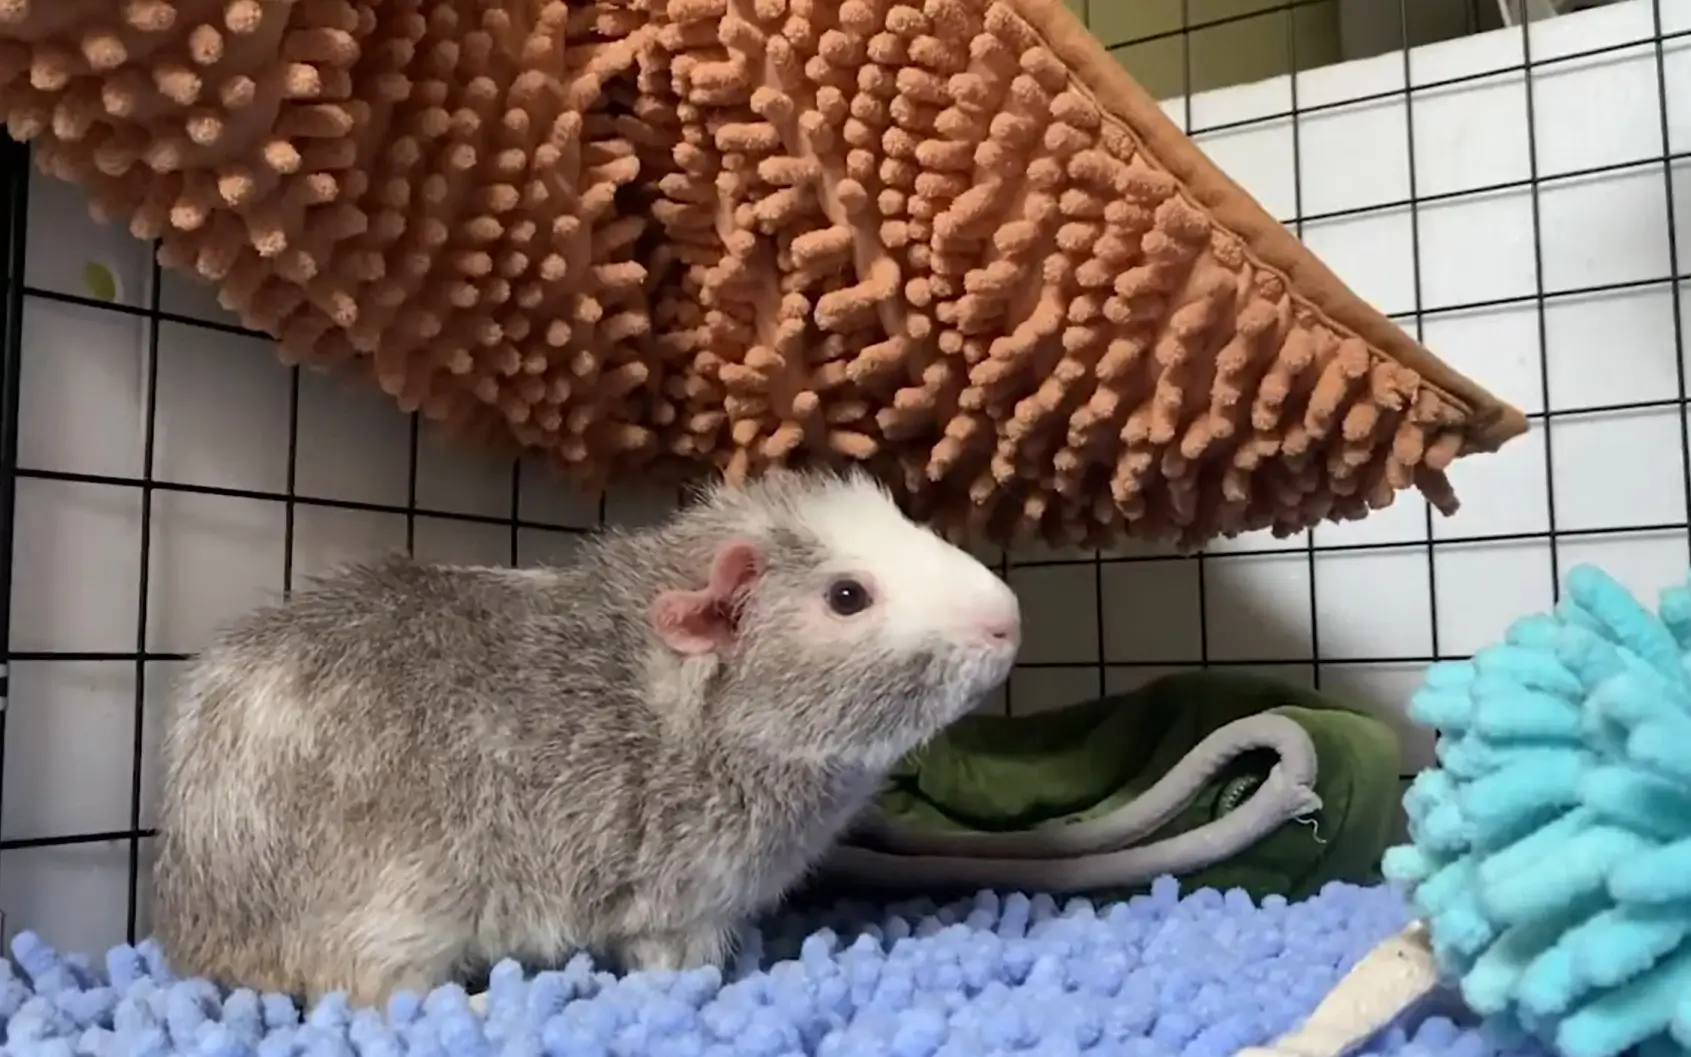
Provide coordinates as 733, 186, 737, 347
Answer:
788, 476, 1021, 697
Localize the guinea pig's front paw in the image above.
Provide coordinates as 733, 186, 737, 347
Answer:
618, 925, 730, 974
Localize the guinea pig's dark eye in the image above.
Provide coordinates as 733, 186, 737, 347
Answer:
825, 578, 872, 616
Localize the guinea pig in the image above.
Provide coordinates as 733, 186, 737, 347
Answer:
152, 467, 1020, 1006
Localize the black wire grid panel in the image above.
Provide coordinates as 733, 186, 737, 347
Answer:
0, 0, 1684, 954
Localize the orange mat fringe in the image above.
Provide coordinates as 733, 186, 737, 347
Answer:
0, 0, 1527, 547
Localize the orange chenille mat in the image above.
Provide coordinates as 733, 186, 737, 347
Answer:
0, 0, 1526, 546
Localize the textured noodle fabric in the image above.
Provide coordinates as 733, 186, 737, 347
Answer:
0, 881, 1550, 1057
0, 0, 1526, 546
1385, 563, 1691, 1057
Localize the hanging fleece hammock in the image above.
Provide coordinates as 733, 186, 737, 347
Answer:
0, 0, 1527, 547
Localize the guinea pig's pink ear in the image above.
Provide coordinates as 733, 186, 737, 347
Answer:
648, 540, 762, 655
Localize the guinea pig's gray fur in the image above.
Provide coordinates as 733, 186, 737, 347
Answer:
153, 467, 1020, 1006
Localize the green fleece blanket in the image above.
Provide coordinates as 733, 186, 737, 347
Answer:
818, 670, 1402, 902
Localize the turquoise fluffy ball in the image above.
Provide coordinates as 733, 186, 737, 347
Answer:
1383, 564, 1691, 1057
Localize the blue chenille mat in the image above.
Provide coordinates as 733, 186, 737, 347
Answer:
0, 879, 1551, 1057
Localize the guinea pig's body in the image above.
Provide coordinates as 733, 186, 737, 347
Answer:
153, 469, 1020, 1006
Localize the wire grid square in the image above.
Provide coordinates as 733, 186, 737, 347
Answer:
1192, 119, 1300, 219
413, 516, 518, 568
1431, 538, 1557, 655
1433, 423, 1552, 538
1410, 71, 1533, 198
1099, 559, 1204, 663
1297, 96, 1414, 217
1416, 189, 1540, 310
1007, 563, 1104, 665
1543, 284, 1686, 408
17, 301, 149, 481
143, 492, 287, 654
0, 0, 1684, 960
293, 370, 414, 508
153, 324, 295, 495
11, 478, 143, 654
1202, 553, 1316, 661
1541, 166, 1675, 292
414, 430, 517, 520
1300, 207, 1420, 312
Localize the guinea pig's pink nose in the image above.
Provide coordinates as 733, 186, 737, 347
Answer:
980, 612, 1021, 645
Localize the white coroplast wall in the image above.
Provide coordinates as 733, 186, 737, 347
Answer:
4, 0, 1687, 958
